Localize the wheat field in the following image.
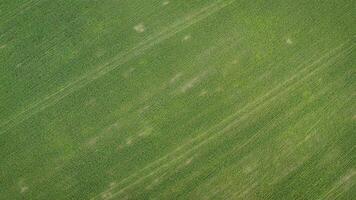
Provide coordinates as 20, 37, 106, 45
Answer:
0, 0, 355, 199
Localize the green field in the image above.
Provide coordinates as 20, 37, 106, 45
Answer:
0, 0, 355, 199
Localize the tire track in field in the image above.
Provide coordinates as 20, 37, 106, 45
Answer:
0, 33, 242, 196
197, 68, 355, 199
94, 42, 352, 199
227, 94, 338, 199
148, 83, 339, 199
184, 82, 340, 199
267, 97, 355, 187
235, 82, 351, 194
0, 0, 236, 135
320, 148, 356, 200
90, 42, 353, 200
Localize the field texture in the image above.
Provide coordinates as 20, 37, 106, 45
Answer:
0, 0, 355, 199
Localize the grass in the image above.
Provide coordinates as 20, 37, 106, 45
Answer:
0, 0, 355, 199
